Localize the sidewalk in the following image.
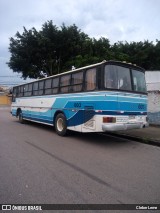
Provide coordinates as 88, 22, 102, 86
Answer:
108, 126, 160, 147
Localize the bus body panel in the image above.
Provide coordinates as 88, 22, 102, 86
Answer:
11, 91, 148, 132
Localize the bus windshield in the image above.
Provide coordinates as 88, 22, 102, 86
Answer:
104, 65, 147, 93
132, 69, 147, 93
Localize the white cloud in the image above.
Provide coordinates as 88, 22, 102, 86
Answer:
1, 0, 160, 43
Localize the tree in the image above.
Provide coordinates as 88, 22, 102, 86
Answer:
56, 23, 89, 71
7, 21, 89, 79
110, 40, 159, 70
7, 20, 160, 79
8, 27, 44, 79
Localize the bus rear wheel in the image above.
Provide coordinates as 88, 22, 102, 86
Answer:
55, 113, 67, 136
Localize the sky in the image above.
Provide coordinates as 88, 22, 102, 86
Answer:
0, 0, 160, 86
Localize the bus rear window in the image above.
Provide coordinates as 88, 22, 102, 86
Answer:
104, 65, 132, 91
132, 69, 146, 93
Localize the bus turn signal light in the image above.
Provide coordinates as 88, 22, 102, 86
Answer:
103, 117, 116, 123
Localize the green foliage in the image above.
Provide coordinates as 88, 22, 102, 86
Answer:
110, 40, 160, 70
7, 20, 160, 79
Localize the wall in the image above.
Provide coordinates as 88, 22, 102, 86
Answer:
0, 95, 11, 105
147, 91, 160, 125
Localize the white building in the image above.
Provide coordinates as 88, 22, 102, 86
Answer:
145, 71, 160, 125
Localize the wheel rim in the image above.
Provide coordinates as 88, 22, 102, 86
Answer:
57, 118, 64, 132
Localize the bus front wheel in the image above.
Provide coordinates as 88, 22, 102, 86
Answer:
55, 113, 67, 136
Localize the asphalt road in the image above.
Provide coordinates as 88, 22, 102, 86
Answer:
0, 107, 160, 206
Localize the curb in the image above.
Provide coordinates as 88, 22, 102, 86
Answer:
150, 124, 160, 128
105, 132, 160, 147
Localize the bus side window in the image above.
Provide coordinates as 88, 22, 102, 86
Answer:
72, 72, 83, 92
60, 74, 71, 93
28, 83, 33, 96
24, 84, 31, 96
85, 68, 96, 91
44, 79, 52, 95
24, 84, 28, 96
19, 86, 24, 97
33, 82, 39, 96
52, 77, 59, 94
38, 80, 44, 95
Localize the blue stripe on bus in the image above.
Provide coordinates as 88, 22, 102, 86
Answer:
23, 115, 53, 124
18, 110, 147, 127
12, 91, 148, 127
63, 101, 147, 112
11, 108, 147, 127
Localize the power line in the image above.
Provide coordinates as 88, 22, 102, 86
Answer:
0, 81, 27, 83
0, 82, 30, 86
0, 75, 22, 77
0, 81, 22, 84
0, 80, 25, 82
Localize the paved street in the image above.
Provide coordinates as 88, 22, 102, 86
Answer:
0, 107, 160, 205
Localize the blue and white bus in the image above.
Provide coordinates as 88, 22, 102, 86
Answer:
11, 60, 148, 136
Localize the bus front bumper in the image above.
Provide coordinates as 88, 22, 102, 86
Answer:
102, 122, 149, 132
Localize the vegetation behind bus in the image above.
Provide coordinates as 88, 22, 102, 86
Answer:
7, 21, 160, 80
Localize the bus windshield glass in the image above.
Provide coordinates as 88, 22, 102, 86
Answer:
132, 69, 147, 93
104, 65, 147, 93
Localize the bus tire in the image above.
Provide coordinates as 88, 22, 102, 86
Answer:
55, 113, 67, 136
18, 111, 25, 124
